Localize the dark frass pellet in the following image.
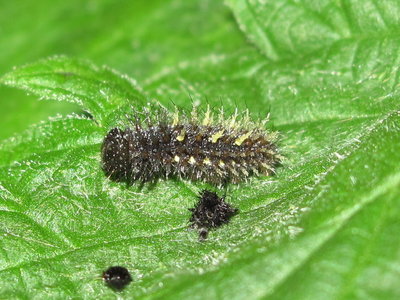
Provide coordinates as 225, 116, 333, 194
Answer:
102, 266, 132, 290
189, 190, 238, 239
101, 105, 281, 185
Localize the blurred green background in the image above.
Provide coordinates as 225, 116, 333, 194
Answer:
0, 0, 242, 140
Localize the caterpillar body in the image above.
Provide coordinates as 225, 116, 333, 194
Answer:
101, 106, 281, 185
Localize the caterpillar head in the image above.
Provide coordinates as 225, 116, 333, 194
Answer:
101, 128, 132, 182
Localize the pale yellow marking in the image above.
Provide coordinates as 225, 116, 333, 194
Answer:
210, 130, 224, 143
172, 110, 179, 126
219, 160, 225, 167
218, 107, 225, 123
277, 154, 284, 160
234, 131, 252, 146
202, 105, 213, 126
261, 162, 273, 170
191, 106, 198, 122
174, 155, 180, 163
176, 129, 186, 142
241, 168, 249, 176
203, 158, 211, 165
229, 108, 238, 128
229, 164, 239, 176
243, 109, 250, 125
216, 169, 224, 176
264, 150, 277, 155
189, 156, 196, 165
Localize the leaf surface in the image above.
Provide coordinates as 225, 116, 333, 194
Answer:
0, 0, 400, 299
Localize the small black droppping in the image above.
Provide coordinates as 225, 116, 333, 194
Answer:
189, 190, 238, 239
101, 106, 281, 185
102, 266, 132, 291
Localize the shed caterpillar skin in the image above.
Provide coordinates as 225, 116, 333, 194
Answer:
101, 105, 281, 185
189, 189, 239, 240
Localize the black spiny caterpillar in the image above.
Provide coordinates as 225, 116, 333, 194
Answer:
101, 105, 281, 185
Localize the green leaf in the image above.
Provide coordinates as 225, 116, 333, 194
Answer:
0, 0, 240, 138
1, 56, 147, 125
1, 0, 400, 299
226, 0, 400, 61
0, 86, 78, 141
